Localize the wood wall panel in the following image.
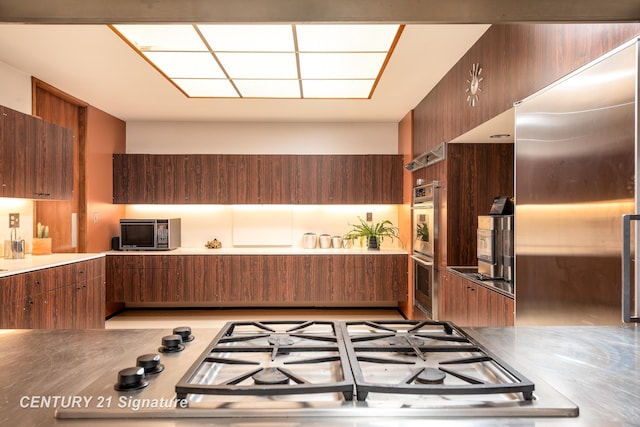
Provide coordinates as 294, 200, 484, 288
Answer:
85, 106, 125, 253
446, 143, 513, 266
33, 82, 83, 253
397, 111, 413, 317
413, 23, 640, 162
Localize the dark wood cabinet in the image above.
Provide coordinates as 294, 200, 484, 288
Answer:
0, 105, 74, 200
440, 271, 514, 327
113, 154, 403, 205
0, 258, 105, 329
105, 254, 407, 306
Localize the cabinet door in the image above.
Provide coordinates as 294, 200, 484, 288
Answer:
2, 107, 25, 198
484, 287, 515, 326
143, 255, 182, 302
152, 155, 186, 203
120, 256, 146, 302
465, 283, 483, 327
0, 274, 26, 328
113, 154, 153, 204
371, 255, 404, 302
184, 155, 226, 203
224, 255, 259, 302
295, 156, 339, 204
33, 120, 74, 200
257, 155, 296, 204
441, 273, 469, 326
226, 155, 260, 204
106, 255, 126, 302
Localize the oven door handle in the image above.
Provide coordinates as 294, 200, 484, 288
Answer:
411, 255, 433, 267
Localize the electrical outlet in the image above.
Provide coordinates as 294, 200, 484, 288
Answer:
9, 213, 20, 228
366, 212, 373, 221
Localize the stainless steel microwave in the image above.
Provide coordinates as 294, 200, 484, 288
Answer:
119, 218, 181, 250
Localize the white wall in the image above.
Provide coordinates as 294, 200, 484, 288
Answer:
0, 60, 32, 114
126, 121, 399, 154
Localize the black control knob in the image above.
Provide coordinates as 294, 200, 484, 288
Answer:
159, 334, 184, 353
173, 326, 194, 342
114, 367, 149, 391
136, 353, 164, 375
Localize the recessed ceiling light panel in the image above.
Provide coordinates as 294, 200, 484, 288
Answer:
110, 23, 403, 99
198, 25, 295, 52
113, 24, 206, 51
300, 52, 388, 79
217, 52, 298, 79
143, 52, 225, 78
173, 79, 239, 97
234, 79, 301, 98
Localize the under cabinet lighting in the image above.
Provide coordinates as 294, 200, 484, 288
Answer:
111, 24, 403, 99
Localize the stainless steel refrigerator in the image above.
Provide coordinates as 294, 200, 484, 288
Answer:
514, 38, 639, 325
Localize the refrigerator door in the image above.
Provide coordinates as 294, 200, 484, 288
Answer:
514, 39, 638, 325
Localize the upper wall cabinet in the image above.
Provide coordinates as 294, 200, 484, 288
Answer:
113, 154, 403, 205
0, 105, 74, 200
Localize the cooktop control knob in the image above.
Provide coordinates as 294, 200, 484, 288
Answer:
114, 367, 149, 391
136, 353, 164, 374
159, 334, 184, 353
173, 326, 194, 342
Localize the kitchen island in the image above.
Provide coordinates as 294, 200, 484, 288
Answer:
0, 324, 637, 426
0, 253, 106, 329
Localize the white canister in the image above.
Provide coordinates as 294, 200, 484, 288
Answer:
303, 233, 317, 249
318, 234, 332, 249
331, 236, 342, 248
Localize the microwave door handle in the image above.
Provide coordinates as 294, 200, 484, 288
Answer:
622, 214, 640, 323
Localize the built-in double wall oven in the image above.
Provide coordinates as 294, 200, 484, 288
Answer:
411, 181, 439, 319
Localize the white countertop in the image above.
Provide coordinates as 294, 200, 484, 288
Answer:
108, 246, 408, 256
0, 253, 105, 278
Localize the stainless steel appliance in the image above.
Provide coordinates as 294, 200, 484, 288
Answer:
515, 38, 639, 325
56, 320, 577, 420
411, 182, 439, 319
477, 215, 513, 281
119, 218, 181, 251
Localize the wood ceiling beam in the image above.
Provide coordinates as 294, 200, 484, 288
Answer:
1, 0, 639, 24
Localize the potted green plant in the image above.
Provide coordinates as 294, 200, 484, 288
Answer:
416, 222, 429, 241
345, 217, 401, 250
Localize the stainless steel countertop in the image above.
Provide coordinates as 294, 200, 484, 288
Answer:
1, 325, 638, 426
448, 266, 515, 298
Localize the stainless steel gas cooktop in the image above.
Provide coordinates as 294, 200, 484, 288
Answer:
56, 320, 578, 420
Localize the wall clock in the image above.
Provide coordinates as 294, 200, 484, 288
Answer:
466, 63, 483, 107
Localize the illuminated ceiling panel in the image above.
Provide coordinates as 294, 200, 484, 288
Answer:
112, 24, 403, 99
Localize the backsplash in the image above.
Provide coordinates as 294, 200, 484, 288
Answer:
124, 204, 402, 250
0, 198, 34, 254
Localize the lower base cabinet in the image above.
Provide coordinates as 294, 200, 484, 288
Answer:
106, 254, 407, 306
0, 258, 105, 329
440, 272, 514, 327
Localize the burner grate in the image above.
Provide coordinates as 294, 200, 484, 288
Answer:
340, 320, 535, 402
175, 320, 355, 402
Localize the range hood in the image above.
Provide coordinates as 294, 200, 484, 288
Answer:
404, 142, 446, 172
